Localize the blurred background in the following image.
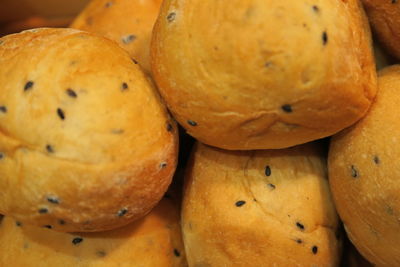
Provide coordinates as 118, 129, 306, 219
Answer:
0, 0, 90, 36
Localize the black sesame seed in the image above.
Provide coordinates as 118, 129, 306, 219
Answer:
392, 0, 397, 3
160, 162, 167, 168
43, 225, 52, 229
16, 221, 22, 227
46, 145, 54, 153
281, 104, 293, 113
173, 249, 181, 257
167, 123, 173, 132
265, 165, 271, 176
97, 251, 107, 257
24, 81, 34, 91
72, 237, 83, 245
121, 82, 129, 91
38, 208, 48, 214
66, 88, 77, 98
296, 222, 305, 230
47, 196, 60, 204
57, 108, 65, 120
59, 219, 66, 225
0, 106, 7, 113
322, 31, 328, 45
267, 183, 276, 190
235, 200, 246, 207
167, 12, 176, 22
132, 58, 138, 64
312, 5, 319, 12
351, 165, 358, 178
0, 152, 4, 159
296, 239, 302, 244
117, 208, 128, 217
111, 129, 124, 134
312, 246, 318, 254
188, 120, 197, 126
122, 34, 136, 44
373, 156, 380, 164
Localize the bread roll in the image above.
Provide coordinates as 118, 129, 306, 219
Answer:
182, 142, 341, 266
0, 198, 187, 267
151, 0, 377, 150
329, 65, 400, 266
362, 0, 400, 59
0, 28, 178, 232
71, 0, 163, 74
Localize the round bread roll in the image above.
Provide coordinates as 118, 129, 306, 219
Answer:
71, 0, 163, 74
151, 0, 377, 150
329, 65, 400, 266
182, 142, 341, 266
362, 0, 400, 59
0, 28, 178, 232
0, 198, 187, 267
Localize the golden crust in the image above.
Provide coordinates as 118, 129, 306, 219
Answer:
71, 0, 163, 74
182, 142, 340, 266
0, 28, 178, 232
151, 0, 377, 150
329, 65, 400, 266
362, 0, 400, 59
0, 198, 188, 267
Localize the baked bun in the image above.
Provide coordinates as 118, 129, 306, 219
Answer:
329, 65, 400, 266
0, 28, 178, 232
362, 0, 400, 59
151, 0, 377, 150
0, 198, 187, 266
182, 142, 340, 266
71, 0, 163, 74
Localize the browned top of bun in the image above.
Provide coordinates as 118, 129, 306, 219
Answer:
329, 65, 400, 266
182, 142, 340, 266
0, 198, 187, 266
151, 0, 377, 150
71, 0, 163, 74
0, 28, 178, 232
362, 0, 400, 59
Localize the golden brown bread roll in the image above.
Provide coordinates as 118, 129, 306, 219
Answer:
151, 0, 377, 150
71, 0, 163, 74
0, 28, 178, 232
0, 198, 187, 267
329, 65, 400, 267
362, 0, 400, 59
182, 142, 341, 266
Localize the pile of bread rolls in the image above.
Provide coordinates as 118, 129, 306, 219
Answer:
0, 0, 399, 266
